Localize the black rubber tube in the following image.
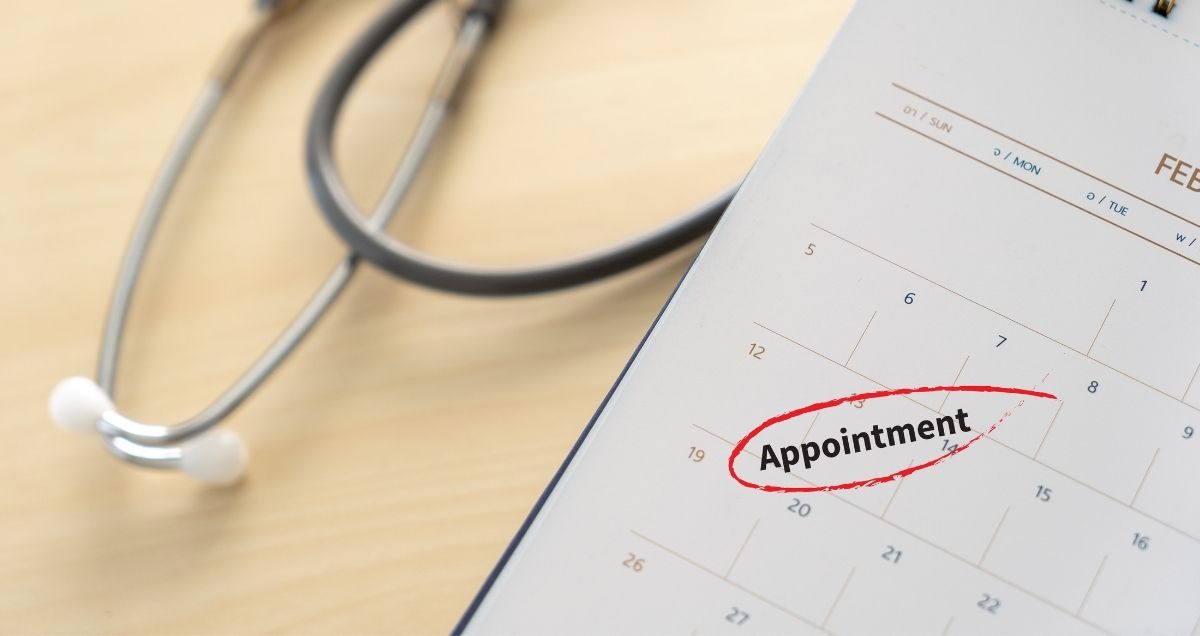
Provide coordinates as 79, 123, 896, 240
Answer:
305, 0, 732, 296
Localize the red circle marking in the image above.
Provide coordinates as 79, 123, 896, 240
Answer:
727, 385, 1057, 493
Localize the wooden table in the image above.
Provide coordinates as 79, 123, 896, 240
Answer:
0, 1, 849, 632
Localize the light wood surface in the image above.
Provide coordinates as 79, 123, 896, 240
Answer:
0, 1, 849, 633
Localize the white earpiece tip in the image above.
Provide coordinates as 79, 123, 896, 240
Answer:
181, 429, 247, 486
49, 376, 113, 434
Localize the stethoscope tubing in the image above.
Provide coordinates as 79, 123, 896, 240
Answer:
306, 0, 735, 296
55, 0, 735, 483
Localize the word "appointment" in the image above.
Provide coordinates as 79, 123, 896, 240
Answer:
760, 409, 971, 472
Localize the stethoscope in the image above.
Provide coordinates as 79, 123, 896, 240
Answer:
48, 0, 736, 485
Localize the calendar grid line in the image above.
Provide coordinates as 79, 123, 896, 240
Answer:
750, 321, 1200, 547
810, 223, 1200, 416
1077, 555, 1108, 616
688, 424, 1116, 635
1184, 359, 1200, 402
978, 507, 1010, 566
880, 460, 913, 519
629, 529, 832, 634
845, 311, 876, 366
938, 356, 970, 414
1130, 448, 1160, 507
822, 567, 855, 628
1087, 300, 1117, 356
691, 422, 736, 446
1033, 402, 1064, 460
801, 412, 821, 444
726, 519, 760, 578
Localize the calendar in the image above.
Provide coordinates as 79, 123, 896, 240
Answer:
457, 0, 1200, 633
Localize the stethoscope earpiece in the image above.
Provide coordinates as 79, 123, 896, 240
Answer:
50, 376, 247, 486
49, 376, 112, 435
179, 429, 247, 486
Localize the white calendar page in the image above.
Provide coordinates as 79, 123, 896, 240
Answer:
458, 1, 1200, 634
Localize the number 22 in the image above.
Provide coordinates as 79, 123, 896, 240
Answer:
977, 594, 1000, 613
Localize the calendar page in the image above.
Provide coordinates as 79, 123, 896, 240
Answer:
457, 1, 1200, 633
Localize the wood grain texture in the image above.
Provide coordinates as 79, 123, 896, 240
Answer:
0, 1, 849, 632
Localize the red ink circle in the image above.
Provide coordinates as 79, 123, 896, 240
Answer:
727, 385, 1057, 493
